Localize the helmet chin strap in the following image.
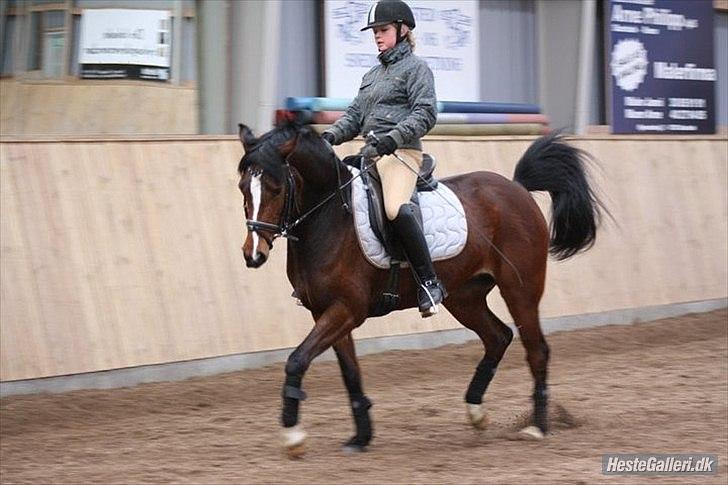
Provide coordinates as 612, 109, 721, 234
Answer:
395, 22, 405, 43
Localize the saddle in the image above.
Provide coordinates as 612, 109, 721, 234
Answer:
343, 153, 438, 261
343, 154, 440, 317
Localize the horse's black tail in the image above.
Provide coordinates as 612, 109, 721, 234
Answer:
513, 131, 603, 261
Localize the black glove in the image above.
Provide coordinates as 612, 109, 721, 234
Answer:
359, 143, 378, 160
321, 132, 336, 145
375, 135, 397, 156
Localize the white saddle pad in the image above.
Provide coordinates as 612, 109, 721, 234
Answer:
348, 167, 468, 269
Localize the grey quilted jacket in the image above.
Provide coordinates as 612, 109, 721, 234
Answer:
324, 41, 437, 151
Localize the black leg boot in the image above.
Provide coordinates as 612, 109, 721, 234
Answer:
390, 204, 447, 317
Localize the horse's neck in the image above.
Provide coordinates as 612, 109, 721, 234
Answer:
287, 164, 354, 275
292, 153, 351, 212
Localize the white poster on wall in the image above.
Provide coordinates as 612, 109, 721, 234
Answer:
324, 0, 480, 101
79, 9, 170, 80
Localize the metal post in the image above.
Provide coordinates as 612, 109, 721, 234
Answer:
14, 0, 27, 74
196, 0, 229, 134
0, 1, 7, 63
62, 0, 72, 78
172, 0, 183, 85
229, 0, 281, 134
536, 0, 547, 115
255, 0, 281, 133
575, 0, 596, 135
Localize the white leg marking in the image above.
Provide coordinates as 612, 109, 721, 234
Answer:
250, 173, 262, 256
282, 424, 307, 457
518, 425, 545, 440
467, 403, 488, 429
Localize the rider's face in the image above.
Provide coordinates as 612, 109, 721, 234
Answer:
372, 24, 399, 52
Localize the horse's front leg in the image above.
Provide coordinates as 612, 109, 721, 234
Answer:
333, 333, 373, 452
281, 301, 357, 457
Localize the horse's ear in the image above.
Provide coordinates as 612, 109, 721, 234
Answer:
238, 123, 257, 151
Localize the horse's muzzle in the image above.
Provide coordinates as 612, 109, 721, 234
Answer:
244, 250, 268, 268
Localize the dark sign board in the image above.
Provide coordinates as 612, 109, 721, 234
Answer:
81, 64, 169, 81
607, 0, 716, 134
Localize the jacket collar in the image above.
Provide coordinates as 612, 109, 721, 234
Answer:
378, 41, 411, 66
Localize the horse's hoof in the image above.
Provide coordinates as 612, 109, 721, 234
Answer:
282, 425, 307, 458
517, 425, 545, 441
342, 436, 369, 453
466, 403, 489, 430
342, 443, 368, 454
286, 442, 306, 458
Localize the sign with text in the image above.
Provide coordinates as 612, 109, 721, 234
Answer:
607, 0, 716, 134
324, 0, 479, 101
79, 9, 170, 81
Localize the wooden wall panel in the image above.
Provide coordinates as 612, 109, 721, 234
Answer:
1, 135, 726, 381
0, 80, 198, 136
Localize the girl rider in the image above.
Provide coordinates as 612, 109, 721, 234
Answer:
321, 0, 446, 317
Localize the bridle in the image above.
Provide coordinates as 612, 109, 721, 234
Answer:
244, 165, 299, 246
243, 131, 356, 247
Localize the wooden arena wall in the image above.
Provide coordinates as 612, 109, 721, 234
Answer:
0, 80, 198, 136
1, 134, 726, 381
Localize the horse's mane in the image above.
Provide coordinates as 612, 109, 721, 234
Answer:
237, 121, 330, 181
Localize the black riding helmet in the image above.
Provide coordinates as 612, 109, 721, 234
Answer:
361, 0, 416, 36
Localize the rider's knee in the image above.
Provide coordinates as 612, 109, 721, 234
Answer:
385, 201, 403, 221
390, 202, 416, 221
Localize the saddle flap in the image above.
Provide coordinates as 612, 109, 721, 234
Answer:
362, 169, 406, 261
348, 166, 468, 270
358, 153, 437, 259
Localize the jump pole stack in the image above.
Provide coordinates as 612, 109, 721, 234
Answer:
283, 97, 550, 136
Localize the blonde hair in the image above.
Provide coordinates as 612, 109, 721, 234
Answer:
405, 30, 416, 51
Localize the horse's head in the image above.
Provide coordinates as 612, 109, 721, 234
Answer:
237, 120, 343, 268
237, 123, 296, 267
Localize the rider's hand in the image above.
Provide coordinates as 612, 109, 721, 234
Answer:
359, 143, 378, 160
375, 135, 397, 156
321, 132, 336, 145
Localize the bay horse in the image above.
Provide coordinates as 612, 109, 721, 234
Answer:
236, 120, 603, 456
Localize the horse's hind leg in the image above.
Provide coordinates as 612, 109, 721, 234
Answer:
333, 333, 373, 452
500, 284, 549, 439
443, 276, 513, 430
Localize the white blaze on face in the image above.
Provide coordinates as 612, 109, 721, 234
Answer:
250, 173, 263, 255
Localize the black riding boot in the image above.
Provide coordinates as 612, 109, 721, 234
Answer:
391, 203, 447, 317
